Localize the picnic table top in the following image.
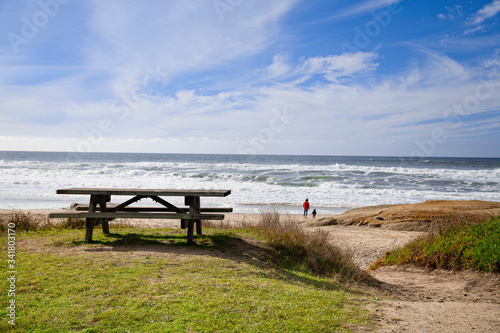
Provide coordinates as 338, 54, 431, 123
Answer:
56, 188, 231, 197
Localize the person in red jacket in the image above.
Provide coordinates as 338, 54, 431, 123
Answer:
303, 199, 310, 218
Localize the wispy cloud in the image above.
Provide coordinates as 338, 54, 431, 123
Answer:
468, 0, 500, 26
266, 54, 293, 78
437, 5, 463, 20
298, 52, 379, 82
328, 0, 402, 21
265, 52, 378, 83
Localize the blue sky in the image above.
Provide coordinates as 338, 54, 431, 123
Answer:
1, 0, 499, 157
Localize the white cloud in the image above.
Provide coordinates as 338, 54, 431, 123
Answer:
265, 52, 379, 83
483, 49, 500, 68
468, 0, 500, 26
299, 52, 379, 82
266, 54, 293, 78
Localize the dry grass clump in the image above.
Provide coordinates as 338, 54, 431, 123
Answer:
203, 217, 254, 230
0, 211, 53, 232
205, 210, 373, 283
0, 211, 86, 233
246, 210, 372, 284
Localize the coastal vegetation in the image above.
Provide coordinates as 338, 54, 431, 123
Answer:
206, 209, 374, 284
0, 211, 85, 232
371, 216, 500, 272
0, 211, 375, 332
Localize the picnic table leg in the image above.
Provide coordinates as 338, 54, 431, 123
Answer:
85, 219, 95, 242
193, 196, 202, 235
187, 220, 195, 245
99, 195, 111, 234
85, 195, 98, 242
185, 196, 201, 245
185, 196, 194, 244
101, 221, 109, 234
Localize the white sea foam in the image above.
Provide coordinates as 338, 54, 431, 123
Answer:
0, 154, 499, 211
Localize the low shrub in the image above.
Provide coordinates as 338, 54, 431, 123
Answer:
371, 217, 500, 272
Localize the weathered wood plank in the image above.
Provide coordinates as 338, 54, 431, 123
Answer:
49, 212, 225, 220
56, 188, 231, 197
75, 205, 233, 213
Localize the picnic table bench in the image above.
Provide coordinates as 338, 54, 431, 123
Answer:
49, 188, 232, 245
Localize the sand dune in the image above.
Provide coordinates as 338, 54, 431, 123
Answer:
305, 200, 500, 231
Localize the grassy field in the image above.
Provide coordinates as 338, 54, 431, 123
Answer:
0, 212, 377, 332
371, 217, 500, 272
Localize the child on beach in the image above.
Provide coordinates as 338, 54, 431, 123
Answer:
312, 209, 316, 218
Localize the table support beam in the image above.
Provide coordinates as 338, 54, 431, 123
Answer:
112, 195, 146, 211
150, 196, 184, 213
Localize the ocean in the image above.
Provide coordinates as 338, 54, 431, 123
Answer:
0, 151, 499, 214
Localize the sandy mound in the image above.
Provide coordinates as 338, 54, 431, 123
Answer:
307, 200, 500, 231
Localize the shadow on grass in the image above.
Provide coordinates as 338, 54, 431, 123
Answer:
73, 228, 365, 293
72, 229, 233, 248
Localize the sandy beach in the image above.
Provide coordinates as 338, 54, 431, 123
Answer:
4, 200, 500, 332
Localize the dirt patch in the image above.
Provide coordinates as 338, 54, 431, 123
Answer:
370, 266, 500, 333
306, 200, 500, 231
372, 266, 500, 303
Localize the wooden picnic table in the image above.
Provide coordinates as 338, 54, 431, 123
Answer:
49, 188, 232, 245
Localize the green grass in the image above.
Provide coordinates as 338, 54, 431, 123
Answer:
0, 214, 376, 332
371, 217, 500, 272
